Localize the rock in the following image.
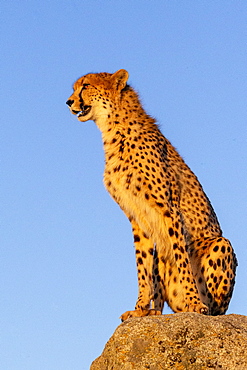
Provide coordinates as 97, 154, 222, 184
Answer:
90, 313, 247, 370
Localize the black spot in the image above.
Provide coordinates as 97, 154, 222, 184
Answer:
126, 174, 133, 184
137, 257, 143, 265
169, 228, 174, 237
142, 251, 147, 258
213, 245, 219, 252
134, 235, 140, 242
156, 202, 164, 207
113, 165, 121, 172
160, 256, 165, 264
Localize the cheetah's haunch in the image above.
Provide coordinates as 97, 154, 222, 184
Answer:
67, 69, 237, 319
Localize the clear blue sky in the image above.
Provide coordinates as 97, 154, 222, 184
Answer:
1, 1, 247, 369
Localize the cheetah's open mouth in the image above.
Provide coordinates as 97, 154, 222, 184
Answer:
76, 105, 91, 117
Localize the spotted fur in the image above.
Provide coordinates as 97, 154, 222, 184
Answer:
66, 69, 237, 320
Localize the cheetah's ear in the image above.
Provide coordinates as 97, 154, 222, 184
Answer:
111, 69, 129, 91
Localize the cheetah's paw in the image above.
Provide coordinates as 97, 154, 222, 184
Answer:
120, 308, 162, 322
186, 302, 209, 315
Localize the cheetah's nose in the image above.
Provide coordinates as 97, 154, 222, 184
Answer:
66, 99, 74, 107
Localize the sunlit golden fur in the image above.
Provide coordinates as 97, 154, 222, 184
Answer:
67, 69, 237, 320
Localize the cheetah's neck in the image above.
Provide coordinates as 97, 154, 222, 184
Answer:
97, 87, 157, 145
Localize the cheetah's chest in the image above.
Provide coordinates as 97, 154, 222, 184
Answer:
103, 135, 222, 244
102, 139, 173, 238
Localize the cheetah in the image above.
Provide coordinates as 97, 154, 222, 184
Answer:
66, 69, 237, 320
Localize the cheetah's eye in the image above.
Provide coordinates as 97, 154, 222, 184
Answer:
82, 83, 90, 89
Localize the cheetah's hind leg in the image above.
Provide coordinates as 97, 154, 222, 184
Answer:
188, 237, 237, 315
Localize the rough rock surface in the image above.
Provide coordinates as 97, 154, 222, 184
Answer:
90, 313, 247, 370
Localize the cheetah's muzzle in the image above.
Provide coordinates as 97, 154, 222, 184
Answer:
66, 98, 91, 117
76, 105, 91, 117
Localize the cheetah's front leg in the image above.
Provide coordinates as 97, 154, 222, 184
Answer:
120, 221, 161, 321
153, 208, 209, 315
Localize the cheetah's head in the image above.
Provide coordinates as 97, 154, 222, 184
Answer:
66, 69, 129, 124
